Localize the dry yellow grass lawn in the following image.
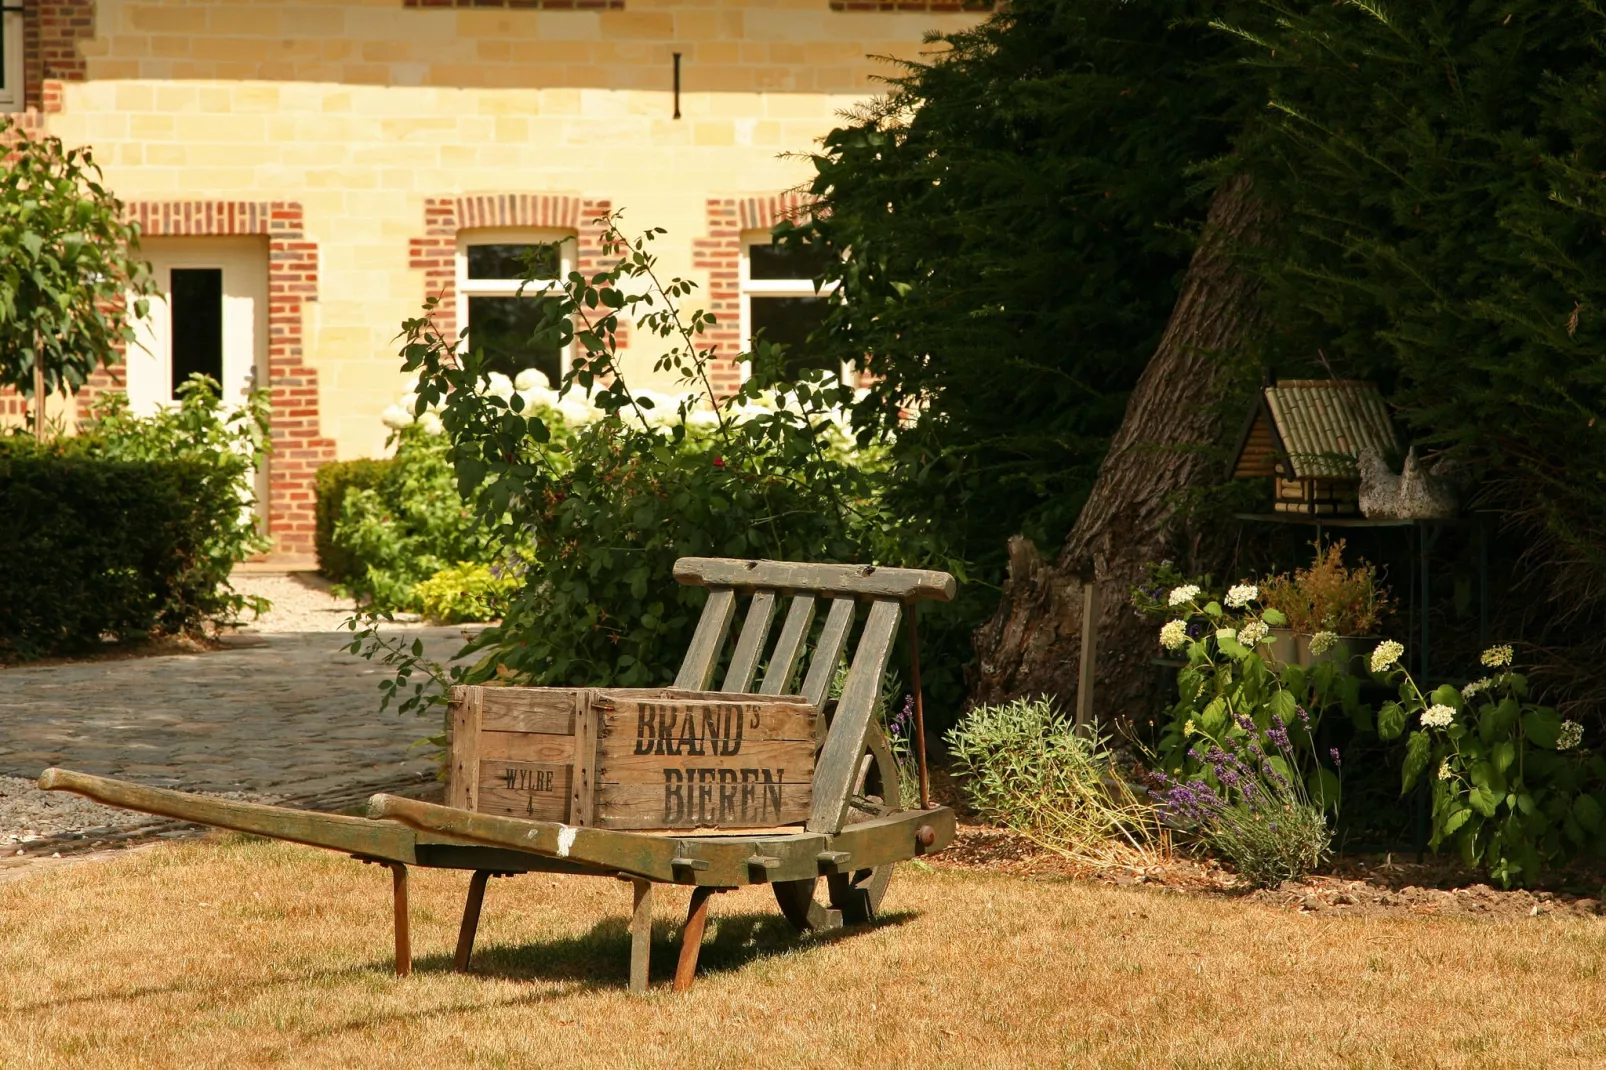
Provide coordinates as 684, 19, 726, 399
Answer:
2, 835, 1604, 1069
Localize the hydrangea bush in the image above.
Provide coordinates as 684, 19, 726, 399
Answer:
1375, 642, 1604, 888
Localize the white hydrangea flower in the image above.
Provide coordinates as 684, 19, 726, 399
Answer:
1461, 677, 1493, 700
1437, 759, 1453, 781
1558, 720, 1584, 752
380, 404, 415, 430
557, 396, 597, 425
1420, 704, 1455, 729
513, 368, 551, 392
1481, 645, 1514, 669
1168, 584, 1201, 608
1370, 639, 1405, 674
1308, 631, 1338, 656
1159, 619, 1189, 651
417, 411, 444, 435
484, 372, 515, 400
1224, 584, 1259, 609
1237, 620, 1270, 647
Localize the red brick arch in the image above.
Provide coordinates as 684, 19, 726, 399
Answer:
408, 192, 619, 346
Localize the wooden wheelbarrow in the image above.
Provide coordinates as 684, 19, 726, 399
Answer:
40, 557, 957, 991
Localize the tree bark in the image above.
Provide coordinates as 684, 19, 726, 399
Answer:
972, 172, 1272, 725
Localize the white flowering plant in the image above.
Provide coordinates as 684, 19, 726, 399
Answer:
1374, 644, 1606, 887
1146, 576, 1349, 820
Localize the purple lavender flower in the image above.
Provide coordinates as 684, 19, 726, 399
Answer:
1329, 747, 1342, 767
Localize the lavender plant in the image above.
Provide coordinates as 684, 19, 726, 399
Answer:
1153, 712, 1334, 887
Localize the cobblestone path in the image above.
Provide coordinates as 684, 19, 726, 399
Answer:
0, 628, 465, 796
0, 571, 478, 853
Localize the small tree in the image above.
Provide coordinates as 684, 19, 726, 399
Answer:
0, 119, 153, 436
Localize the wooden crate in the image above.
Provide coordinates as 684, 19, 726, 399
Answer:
446, 686, 818, 831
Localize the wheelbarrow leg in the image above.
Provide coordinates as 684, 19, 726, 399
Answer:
629, 879, 653, 993
389, 863, 411, 977
672, 886, 716, 993
454, 870, 494, 973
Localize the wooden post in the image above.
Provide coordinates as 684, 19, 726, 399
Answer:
1075, 580, 1099, 732
389, 863, 411, 977
31, 346, 45, 440
906, 605, 930, 810
454, 870, 493, 973
629, 879, 653, 993
672, 886, 716, 993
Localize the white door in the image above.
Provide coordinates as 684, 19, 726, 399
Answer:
125, 237, 271, 524
126, 237, 268, 413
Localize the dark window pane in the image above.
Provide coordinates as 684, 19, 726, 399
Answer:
170, 268, 223, 398
748, 241, 832, 281
750, 296, 834, 378
466, 243, 560, 281
467, 295, 563, 385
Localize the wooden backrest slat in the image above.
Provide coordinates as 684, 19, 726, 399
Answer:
672, 586, 737, 692
807, 597, 902, 834
673, 557, 955, 603
720, 589, 777, 693
800, 596, 857, 711
760, 594, 817, 696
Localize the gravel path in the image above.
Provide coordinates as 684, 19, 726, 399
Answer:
1, 570, 472, 856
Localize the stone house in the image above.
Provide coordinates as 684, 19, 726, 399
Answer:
0, 0, 985, 556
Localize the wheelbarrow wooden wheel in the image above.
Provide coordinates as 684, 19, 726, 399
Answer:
774, 723, 901, 932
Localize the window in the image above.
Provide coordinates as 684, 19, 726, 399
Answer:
456, 230, 575, 388
169, 268, 224, 397
741, 235, 842, 381
0, 3, 23, 113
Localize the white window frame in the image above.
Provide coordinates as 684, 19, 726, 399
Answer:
455, 227, 577, 381
0, 4, 25, 113
740, 232, 846, 384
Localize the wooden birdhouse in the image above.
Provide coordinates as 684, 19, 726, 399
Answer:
1229, 380, 1400, 516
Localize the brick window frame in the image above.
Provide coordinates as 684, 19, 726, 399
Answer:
87, 202, 331, 557
408, 193, 622, 361
695, 194, 815, 396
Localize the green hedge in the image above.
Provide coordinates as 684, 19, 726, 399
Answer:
0, 439, 247, 659
314, 457, 391, 586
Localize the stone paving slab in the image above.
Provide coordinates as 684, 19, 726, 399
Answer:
0, 627, 470, 798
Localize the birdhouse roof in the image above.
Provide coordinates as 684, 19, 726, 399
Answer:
1231, 379, 1400, 481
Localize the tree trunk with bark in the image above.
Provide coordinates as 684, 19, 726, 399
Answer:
972, 172, 1272, 725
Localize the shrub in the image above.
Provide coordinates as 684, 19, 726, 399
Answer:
945, 697, 1155, 865
314, 457, 391, 586
326, 426, 498, 613
349, 215, 937, 715
414, 561, 522, 624
0, 379, 268, 658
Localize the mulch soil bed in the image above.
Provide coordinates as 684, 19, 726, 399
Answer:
939, 824, 1606, 920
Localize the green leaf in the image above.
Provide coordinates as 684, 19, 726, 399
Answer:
1262, 607, 1287, 627
1574, 794, 1603, 834
1468, 784, 1499, 818
1203, 600, 1223, 619
1307, 766, 1341, 811
1269, 688, 1298, 724
1493, 739, 1516, 775
1442, 807, 1472, 837
1431, 683, 1463, 710
1401, 731, 1432, 793
1524, 707, 1563, 749
1378, 700, 1406, 741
